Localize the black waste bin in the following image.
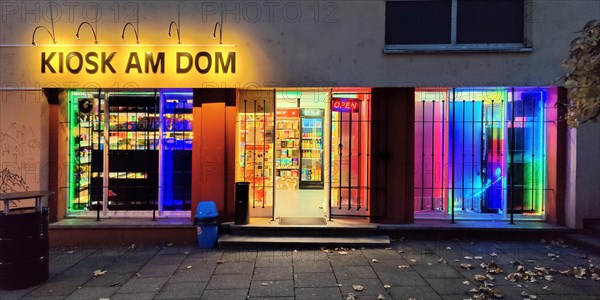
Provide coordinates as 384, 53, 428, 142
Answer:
0, 207, 49, 290
235, 182, 250, 225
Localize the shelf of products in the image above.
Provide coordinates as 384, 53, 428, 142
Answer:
299, 110, 325, 189
238, 113, 274, 205
275, 117, 300, 190
97, 94, 160, 211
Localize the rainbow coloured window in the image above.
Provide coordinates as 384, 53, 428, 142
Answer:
414, 87, 555, 219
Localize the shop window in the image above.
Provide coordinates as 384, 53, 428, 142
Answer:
385, 0, 530, 52
414, 88, 554, 220
330, 91, 372, 217
236, 90, 275, 218
67, 90, 193, 216
160, 91, 193, 211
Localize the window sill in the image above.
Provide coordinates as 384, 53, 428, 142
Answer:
384, 44, 533, 54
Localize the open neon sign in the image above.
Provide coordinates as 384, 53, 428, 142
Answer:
332, 98, 360, 112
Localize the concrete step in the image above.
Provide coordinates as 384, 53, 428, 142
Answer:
218, 234, 390, 248
224, 223, 378, 237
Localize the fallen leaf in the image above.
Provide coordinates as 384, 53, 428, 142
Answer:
528, 259, 535, 263
438, 257, 447, 264
385, 247, 392, 250
184, 251, 190, 255
486, 274, 495, 281
378, 294, 386, 300
544, 275, 554, 281
461, 263, 473, 270
548, 253, 557, 258
399, 265, 410, 269
465, 256, 474, 260
338, 251, 349, 255
216, 260, 225, 264
473, 274, 487, 282
261, 282, 268, 286
427, 262, 433, 266
346, 293, 356, 300
372, 258, 379, 263
186, 265, 192, 269
469, 288, 479, 293
490, 253, 498, 257
67, 250, 75, 254
93, 270, 107, 277
543, 286, 550, 290
352, 284, 364, 291
398, 250, 404, 253
320, 247, 332, 253
446, 247, 452, 250
474, 256, 483, 260
337, 283, 343, 287
463, 280, 470, 285
384, 284, 391, 289
128, 244, 136, 250
409, 259, 417, 263
293, 250, 298, 253
529, 295, 538, 299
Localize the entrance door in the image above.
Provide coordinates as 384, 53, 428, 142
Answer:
273, 91, 327, 218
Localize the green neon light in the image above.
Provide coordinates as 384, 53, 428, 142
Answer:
67, 91, 78, 211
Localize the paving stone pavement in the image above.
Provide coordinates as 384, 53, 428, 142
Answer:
2, 239, 600, 300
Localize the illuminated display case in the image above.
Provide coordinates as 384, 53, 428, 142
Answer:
299, 108, 324, 189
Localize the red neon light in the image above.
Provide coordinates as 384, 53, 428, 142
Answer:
332, 98, 360, 112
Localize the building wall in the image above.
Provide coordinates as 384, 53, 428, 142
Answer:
574, 124, 600, 228
0, 90, 49, 207
1, 0, 599, 225
0, 0, 599, 87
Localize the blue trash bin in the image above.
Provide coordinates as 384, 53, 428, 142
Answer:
194, 201, 219, 249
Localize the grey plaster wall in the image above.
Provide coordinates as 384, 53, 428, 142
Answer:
0, 0, 599, 226
0, 0, 598, 87
574, 124, 600, 228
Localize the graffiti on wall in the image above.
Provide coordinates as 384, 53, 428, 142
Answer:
0, 122, 39, 193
